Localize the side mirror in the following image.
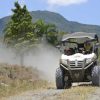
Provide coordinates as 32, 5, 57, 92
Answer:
56, 45, 64, 53
95, 43, 100, 48
56, 45, 61, 49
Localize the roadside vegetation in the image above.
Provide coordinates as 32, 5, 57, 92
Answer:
0, 63, 51, 98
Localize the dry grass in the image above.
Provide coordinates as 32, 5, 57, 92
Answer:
57, 85, 97, 100
0, 63, 49, 98
0, 63, 97, 100
0, 80, 49, 97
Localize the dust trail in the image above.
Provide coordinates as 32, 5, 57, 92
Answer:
0, 42, 61, 82
0, 43, 20, 64
24, 43, 61, 81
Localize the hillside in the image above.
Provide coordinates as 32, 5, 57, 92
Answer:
0, 11, 100, 35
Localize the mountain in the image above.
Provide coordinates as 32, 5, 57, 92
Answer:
0, 10, 100, 35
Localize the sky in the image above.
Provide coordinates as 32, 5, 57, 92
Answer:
0, 0, 100, 25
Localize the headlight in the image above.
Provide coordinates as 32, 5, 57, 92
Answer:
86, 58, 92, 64
60, 59, 68, 65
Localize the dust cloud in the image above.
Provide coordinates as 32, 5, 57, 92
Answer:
0, 42, 61, 82
0, 43, 20, 64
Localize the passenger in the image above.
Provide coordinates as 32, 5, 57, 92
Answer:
84, 42, 92, 54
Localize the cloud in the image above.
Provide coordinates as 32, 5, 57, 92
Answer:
47, 0, 88, 6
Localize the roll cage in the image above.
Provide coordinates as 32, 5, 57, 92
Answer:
60, 32, 99, 55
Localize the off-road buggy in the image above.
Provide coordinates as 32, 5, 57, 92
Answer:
56, 32, 100, 89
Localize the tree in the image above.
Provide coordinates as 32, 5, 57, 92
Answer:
34, 19, 46, 37
34, 20, 59, 45
4, 2, 37, 65
45, 24, 59, 45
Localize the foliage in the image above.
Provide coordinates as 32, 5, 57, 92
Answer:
4, 2, 61, 49
34, 19, 60, 45
34, 19, 46, 37
4, 2, 36, 49
46, 24, 59, 45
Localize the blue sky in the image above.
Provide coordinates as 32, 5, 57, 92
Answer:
0, 0, 100, 25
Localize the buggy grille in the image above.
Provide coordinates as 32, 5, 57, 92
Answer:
69, 61, 84, 68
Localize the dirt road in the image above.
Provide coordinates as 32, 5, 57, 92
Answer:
2, 89, 63, 100
87, 88, 100, 100
2, 83, 100, 100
